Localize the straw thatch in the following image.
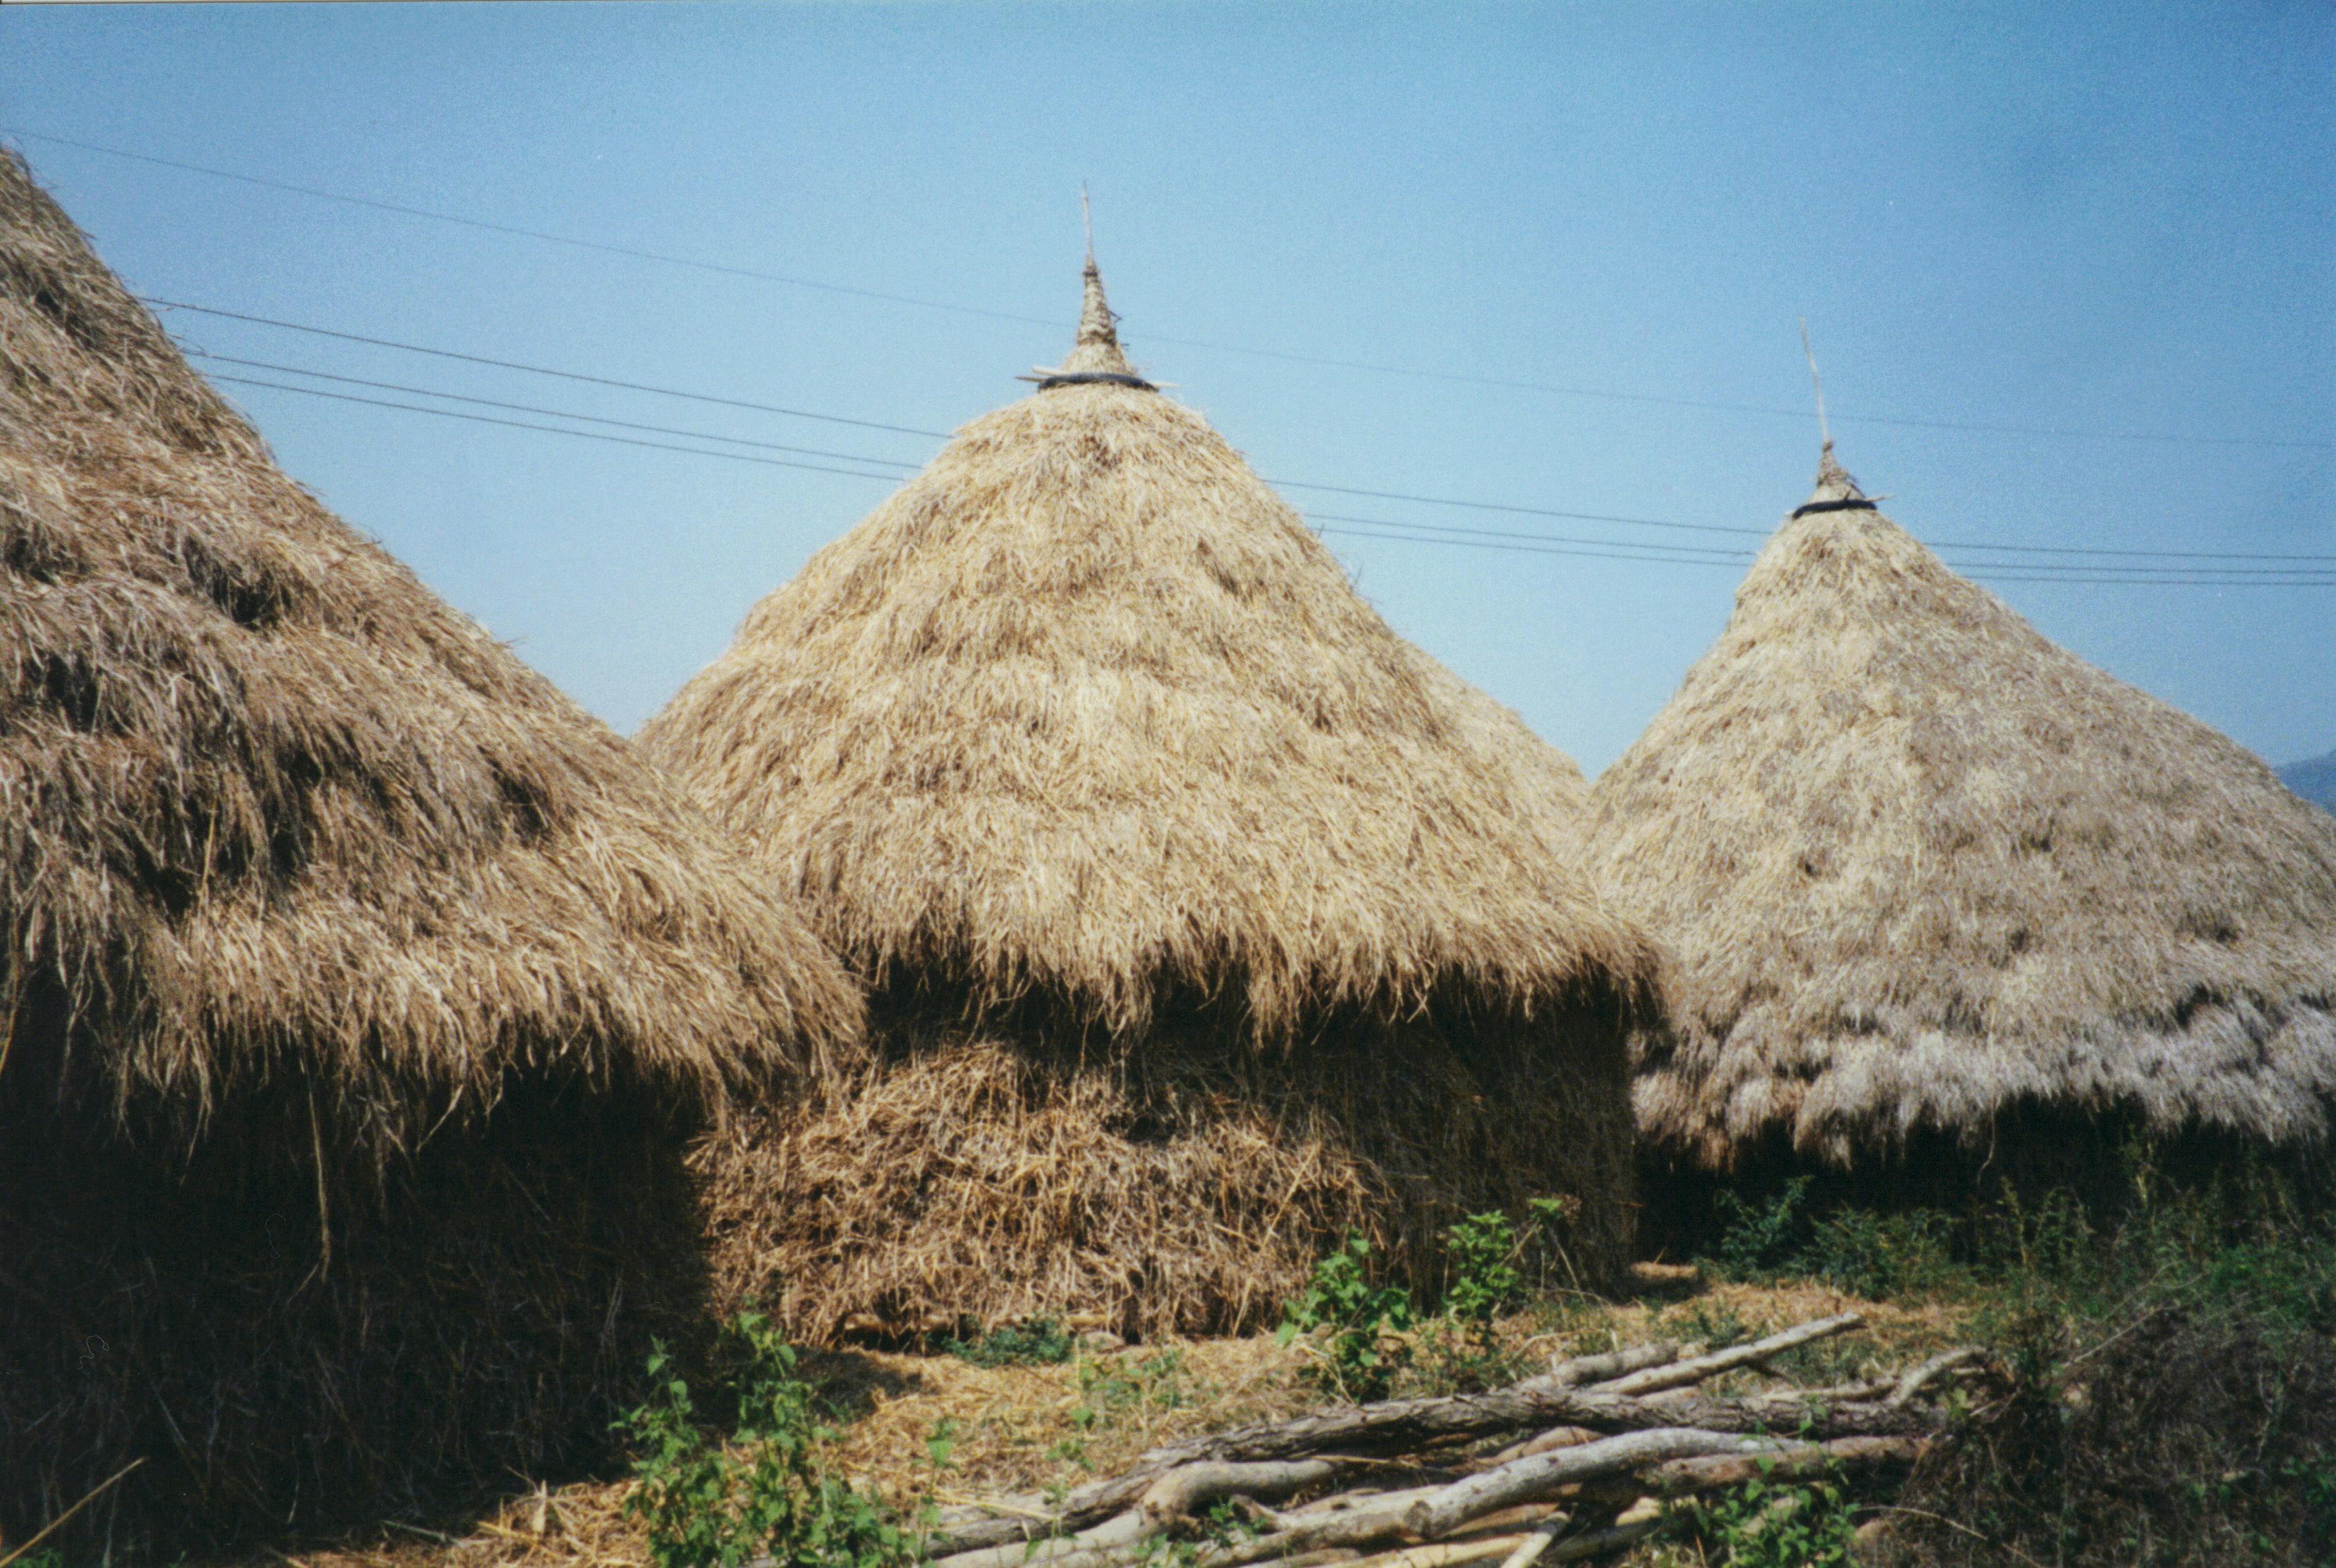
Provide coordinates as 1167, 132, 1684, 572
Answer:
642, 258, 1660, 1340
1588, 444, 2336, 1182
0, 146, 862, 1553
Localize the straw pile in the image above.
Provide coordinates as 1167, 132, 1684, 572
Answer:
0, 146, 862, 1554
643, 260, 1660, 1341
1588, 445, 2336, 1186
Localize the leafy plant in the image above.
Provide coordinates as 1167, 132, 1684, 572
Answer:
1683, 1462, 1859, 1568
1709, 1177, 1815, 1282
941, 1318, 1074, 1369
618, 1315, 919, 1568
1443, 1211, 1527, 1325
1803, 1207, 1961, 1300
1412, 1211, 1538, 1392
1278, 1231, 1416, 1400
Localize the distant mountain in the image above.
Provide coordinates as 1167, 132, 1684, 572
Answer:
2281, 751, 2336, 814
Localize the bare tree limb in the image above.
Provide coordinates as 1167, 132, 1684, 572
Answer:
1406, 1429, 1756, 1539
1588, 1314, 1864, 1396
1888, 1349, 1982, 1407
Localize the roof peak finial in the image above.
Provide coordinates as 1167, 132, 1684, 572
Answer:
1799, 316, 1832, 452
1790, 320, 1875, 518
1022, 187, 1155, 391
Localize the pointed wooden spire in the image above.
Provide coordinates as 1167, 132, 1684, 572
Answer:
1793, 322, 1874, 517
1025, 189, 1155, 390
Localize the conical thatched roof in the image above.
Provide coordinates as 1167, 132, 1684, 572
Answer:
0, 144, 865, 1552
641, 260, 1655, 1043
0, 147, 861, 1149
1589, 444, 2336, 1171
645, 258, 1658, 1335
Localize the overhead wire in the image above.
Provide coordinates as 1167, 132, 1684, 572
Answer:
154, 301, 2336, 568
206, 374, 913, 482
191, 352, 920, 471
210, 368, 2336, 587
145, 297, 953, 440
22, 126, 2328, 455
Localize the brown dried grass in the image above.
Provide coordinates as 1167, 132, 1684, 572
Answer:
701, 1002, 1637, 1345
1589, 446, 2336, 1174
0, 145, 861, 1553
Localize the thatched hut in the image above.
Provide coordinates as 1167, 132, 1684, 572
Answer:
1588, 443, 2336, 1205
639, 258, 1662, 1343
0, 148, 863, 1553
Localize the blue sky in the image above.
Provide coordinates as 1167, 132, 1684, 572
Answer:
3, 3, 2329, 772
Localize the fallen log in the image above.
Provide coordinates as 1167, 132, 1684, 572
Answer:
1405, 1430, 1755, 1540
1639, 1434, 1926, 1496
1587, 1314, 1863, 1397
921, 1310, 1952, 1559
921, 1379, 1929, 1556
1533, 1343, 1678, 1389
1142, 1461, 1350, 1528
1888, 1348, 1982, 1407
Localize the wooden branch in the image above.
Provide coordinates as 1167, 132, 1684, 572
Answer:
922, 1314, 1931, 1559
1477, 1428, 1596, 1470
1533, 1343, 1678, 1389
1493, 1519, 1567, 1568
1337, 1534, 1530, 1568
1542, 1517, 1661, 1563
925, 1380, 1929, 1556
1640, 1435, 1927, 1496
1888, 1349, 1981, 1407
1589, 1314, 1863, 1396
931, 1510, 1144, 1568
1141, 1461, 1348, 1528
1406, 1429, 1755, 1540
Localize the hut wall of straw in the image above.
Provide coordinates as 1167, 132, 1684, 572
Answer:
0, 146, 863, 1553
645, 274, 1660, 1338
1587, 451, 2336, 1190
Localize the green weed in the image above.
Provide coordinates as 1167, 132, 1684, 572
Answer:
618, 1315, 921, 1568
1682, 1462, 1860, 1568
1277, 1231, 1416, 1401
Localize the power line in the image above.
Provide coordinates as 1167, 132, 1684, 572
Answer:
208, 374, 910, 481
26, 126, 2329, 455
1309, 513, 1753, 562
1319, 524, 2335, 587
145, 297, 954, 440
192, 353, 920, 471
214, 372, 2336, 587
1286, 477, 2336, 564
152, 297, 2336, 565
15, 130, 1057, 330
1321, 519, 2336, 584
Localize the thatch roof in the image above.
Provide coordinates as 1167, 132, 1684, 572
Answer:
0, 143, 869, 1552
639, 256, 1657, 1042
1588, 443, 2336, 1171
0, 146, 861, 1153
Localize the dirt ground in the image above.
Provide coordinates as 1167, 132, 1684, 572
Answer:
254, 1270, 1971, 1568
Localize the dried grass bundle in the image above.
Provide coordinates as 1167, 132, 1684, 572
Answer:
0, 146, 862, 1553
702, 1005, 1635, 1344
1589, 446, 2336, 1176
645, 260, 1658, 1331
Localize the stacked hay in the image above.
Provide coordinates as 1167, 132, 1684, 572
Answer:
1588, 444, 2336, 1197
640, 258, 1662, 1343
0, 148, 863, 1553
